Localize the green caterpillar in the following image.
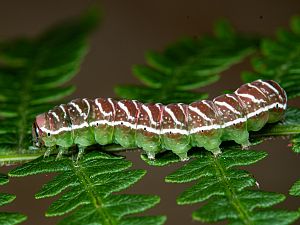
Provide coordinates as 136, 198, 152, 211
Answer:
32, 80, 287, 161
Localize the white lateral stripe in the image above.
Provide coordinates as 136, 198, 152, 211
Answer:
191, 124, 223, 132
221, 117, 247, 128
247, 107, 268, 118
136, 124, 160, 134
188, 106, 212, 121
160, 128, 188, 135
164, 106, 183, 125
214, 101, 241, 115
235, 92, 266, 104
41, 101, 286, 135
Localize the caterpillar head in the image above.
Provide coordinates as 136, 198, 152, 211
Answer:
32, 113, 47, 147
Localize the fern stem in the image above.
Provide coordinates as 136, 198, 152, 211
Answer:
254, 126, 300, 137
16, 48, 41, 152
211, 155, 254, 225
73, 160, 118, 225
17, 73, 31, 151
0, 153, 43, 166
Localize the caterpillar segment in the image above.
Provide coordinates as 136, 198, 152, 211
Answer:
32, 80, 287, 161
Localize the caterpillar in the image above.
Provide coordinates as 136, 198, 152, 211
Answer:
32, 79, 287, 161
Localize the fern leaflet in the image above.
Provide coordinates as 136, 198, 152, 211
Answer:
290, 180, 300, 197
0, 173, 27, 225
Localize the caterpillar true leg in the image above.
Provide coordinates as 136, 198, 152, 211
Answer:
32, 80, 287, 161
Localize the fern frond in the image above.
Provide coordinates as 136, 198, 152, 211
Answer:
0, 8, 99, 165
115, 20, 258, 104
142, 149, 300, 224
242, 16, 300, 99
0, 174, 27, 225
290, 180, 300, 196
291, 134, 300, 153
9, 152, 166, 225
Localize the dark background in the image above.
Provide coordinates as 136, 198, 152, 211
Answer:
0, 1, 300, 225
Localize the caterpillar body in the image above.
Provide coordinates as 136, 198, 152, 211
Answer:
32, 80, 287, 161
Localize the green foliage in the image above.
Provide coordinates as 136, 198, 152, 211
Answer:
9, 151, 166, 225
115, 20, 258, 104
291, 134, 300, 153
0, 8, 99, 165
290, 180, 300, 196
0, 174, 27, 225
242, 16, 300, 99
142, 149, 300, 224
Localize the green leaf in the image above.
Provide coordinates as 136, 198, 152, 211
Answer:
0, 8, 99, 165
229, 211, 300, 225
0, 173, 27, 225
9, 151, 165, 225
142, 148, 300, 224
242, 15, 300, 99
0, 173, 9, 185
116, 20, 258, 104
290, 180, 300, 196
193, 191, 285, 222
291, 134, 300, 153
